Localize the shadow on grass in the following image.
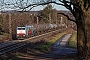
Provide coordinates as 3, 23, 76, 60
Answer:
17, 39, 78, 60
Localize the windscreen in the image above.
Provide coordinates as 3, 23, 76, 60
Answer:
18, 28, 25, 30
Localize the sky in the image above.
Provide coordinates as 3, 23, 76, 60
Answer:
0, 0, 68, 11
31, 4, 68, 11
29, 0, 68, 11
0, 4, 68, 11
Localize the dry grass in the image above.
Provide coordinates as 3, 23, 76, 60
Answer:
68, 32, 77, 48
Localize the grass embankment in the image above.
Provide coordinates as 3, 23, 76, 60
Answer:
0, 32, 9, 36
34, 32, 66, 52
0, 33, 9, 42
68, 32, 77, 48
9, 32, 66, 60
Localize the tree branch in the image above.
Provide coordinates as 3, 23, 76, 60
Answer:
84, 0, 90, 11
22, 1, 64, 9
58, 13, 76, 23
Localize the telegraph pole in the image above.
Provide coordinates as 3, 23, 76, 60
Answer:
60, 17, 63, 24
9, 14, 12, 40
37, 16, 39, 24
60, 17, 63, 28
49, 13, 51, 24
56, 13, 57, 24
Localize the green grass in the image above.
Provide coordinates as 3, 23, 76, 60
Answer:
68, 32, 77, 48
34, 32, 66, 52
9, 53, 23, 60
0, 32, 9, 36
48, 32, 66, 44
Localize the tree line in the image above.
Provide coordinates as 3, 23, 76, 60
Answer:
0, 5, 71, 36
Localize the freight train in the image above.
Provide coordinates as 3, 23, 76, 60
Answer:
16, 24, 65, 39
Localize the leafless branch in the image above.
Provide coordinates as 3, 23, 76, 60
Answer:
84, 0, 90, 11
58, 13, 76, 23
22, 1, 64, 9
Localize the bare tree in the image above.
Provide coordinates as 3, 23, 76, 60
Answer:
0, 0, 90, 59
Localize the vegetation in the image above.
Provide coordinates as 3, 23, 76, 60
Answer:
40, 4, 52, 23
9, 53, 23, 60
68, 32, 77, 48
0, 14, 3, 34
0, 0, 90, 59
34, 32, 66, 52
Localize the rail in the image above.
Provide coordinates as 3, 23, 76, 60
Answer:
0, 28, 66, 56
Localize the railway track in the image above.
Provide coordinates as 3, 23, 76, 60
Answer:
0, 40, 27, 55
0, 28, 66, 56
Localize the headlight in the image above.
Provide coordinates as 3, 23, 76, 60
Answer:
23, 35, 25, 37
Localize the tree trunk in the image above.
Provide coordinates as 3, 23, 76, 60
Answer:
77, 10, 90, 59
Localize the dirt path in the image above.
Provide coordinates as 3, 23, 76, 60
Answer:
18, 34, 77, 60
36, 34, 77, 59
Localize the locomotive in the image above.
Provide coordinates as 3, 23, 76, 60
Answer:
16, 24, 65, 39
17, 25, 34, 39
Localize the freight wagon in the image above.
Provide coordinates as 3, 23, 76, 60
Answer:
16, 24, 66, 39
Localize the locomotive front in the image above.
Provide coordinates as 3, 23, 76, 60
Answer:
16, 26, 26, 39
